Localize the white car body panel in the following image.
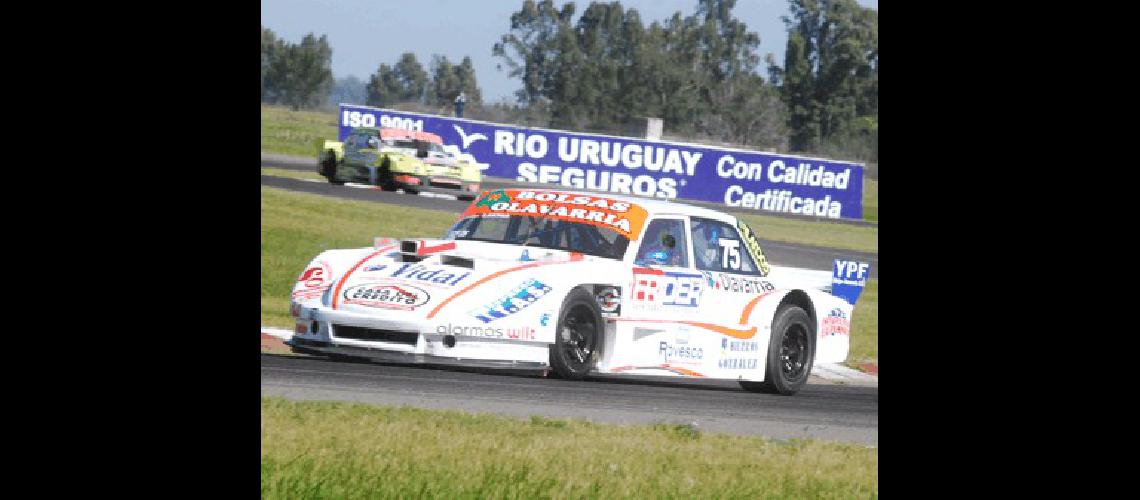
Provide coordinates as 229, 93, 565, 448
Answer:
287, 189, 859, 381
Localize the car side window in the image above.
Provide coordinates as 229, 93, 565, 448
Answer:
690, 217, 760, 275
634, 218, 689, 268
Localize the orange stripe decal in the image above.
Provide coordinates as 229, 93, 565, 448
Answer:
738, 291, 776, 325
330, 245, 396, 309
613, 318, 758, 339
680, 321, 757, 339
425, 258, 575, 319
662, 365, 706, 377
417, 241, 456, 256
609, 364, 705, 377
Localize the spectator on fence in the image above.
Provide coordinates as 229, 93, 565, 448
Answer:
454, 91, 467, 118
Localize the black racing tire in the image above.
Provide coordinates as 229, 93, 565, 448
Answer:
548, 287, 603, 380
740, 304, 816, 396
458, 194, 477, 202
378, 157, 397, 191
321, 152, 345, 185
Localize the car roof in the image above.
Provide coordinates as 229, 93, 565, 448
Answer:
352, 127, 444, 145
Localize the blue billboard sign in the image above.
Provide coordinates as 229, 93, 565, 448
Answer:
337, 104, 864, 219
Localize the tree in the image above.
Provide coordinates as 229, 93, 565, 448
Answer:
776, 0, 877, 154
429, 55, 484, 107
260, 28, 334, 110
429, 56, 460, 106
329, 75, 367, 106
281, 34, 334, 110
365, 64, 402, 107
491, 0, 789, 150
261, 26, 283, 103
366, 52, 428, 106
393, 52, 429, 102
492, 0, 577, 105
455, 56, 483, 105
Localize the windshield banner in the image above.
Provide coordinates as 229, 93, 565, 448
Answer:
337, 104, 864, 220
460, 189, 648, 240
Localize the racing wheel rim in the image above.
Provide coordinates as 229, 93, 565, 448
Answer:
560, 305, 598, 368
780, 324, 809, 381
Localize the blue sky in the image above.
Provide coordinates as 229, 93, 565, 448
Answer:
261, 0, 878, 103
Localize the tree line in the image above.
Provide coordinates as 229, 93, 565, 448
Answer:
260, 27, 334, 110
260, 0, 877, 162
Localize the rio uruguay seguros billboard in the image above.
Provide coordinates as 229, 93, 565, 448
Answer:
338, 104, 864, 220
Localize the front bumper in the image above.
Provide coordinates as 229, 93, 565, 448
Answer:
286, 337, 549, 370
289, 304, 550, 369
392, 174, 479, 197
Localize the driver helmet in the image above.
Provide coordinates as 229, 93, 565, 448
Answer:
644, 227, 676, 265
696, 225, 719, 266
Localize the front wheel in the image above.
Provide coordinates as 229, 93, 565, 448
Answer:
740, 305, 815, 395
377, 157, 397, 191
320, 152, 344, 185
548, 288, 603, 380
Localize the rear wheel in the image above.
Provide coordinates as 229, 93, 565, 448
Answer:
549, 288, 603, 380
740, 305, 815, 395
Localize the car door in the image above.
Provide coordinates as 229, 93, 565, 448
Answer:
689, 216, 776, 373
606, 216, 710, 373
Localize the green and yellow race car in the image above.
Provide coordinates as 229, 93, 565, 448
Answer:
318, 127, 481, 200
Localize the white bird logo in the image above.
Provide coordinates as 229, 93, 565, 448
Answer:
453, 125, 488, 149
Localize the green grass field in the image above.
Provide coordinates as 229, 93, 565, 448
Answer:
261, 166, 325, 181
737, 212, 876, 254
261, 397, 878, 498
849, 278, 878, 366
862, 178, 878, 222
261, 105, 339, 157
261, 186, 877, 365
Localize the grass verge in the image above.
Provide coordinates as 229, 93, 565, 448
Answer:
737, 212, 877, 254
847, 278, 878, 367
261, 104, 338, 157
261, 166, 325, 182
863, 178, 878, 222
261, 397, 877, 498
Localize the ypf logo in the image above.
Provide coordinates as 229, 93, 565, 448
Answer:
834, 260, 870, 283
831, 260, 870, 306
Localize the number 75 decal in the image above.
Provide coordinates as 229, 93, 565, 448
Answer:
718, 239, 741, 270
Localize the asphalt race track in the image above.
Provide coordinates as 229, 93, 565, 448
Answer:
259, 169, 878, 277
261, 353, 878, 445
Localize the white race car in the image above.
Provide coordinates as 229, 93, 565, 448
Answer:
287, 188, 860, 395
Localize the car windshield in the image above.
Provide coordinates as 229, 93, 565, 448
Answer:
382, 139, 443, 154
385, 139, 417, 149
443, 214, 630, 260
